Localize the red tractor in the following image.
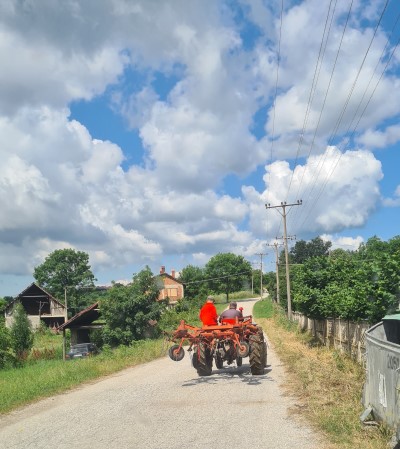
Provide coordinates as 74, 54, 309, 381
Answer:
167, 316, 267, 376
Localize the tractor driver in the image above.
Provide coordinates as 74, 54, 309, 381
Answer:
199, 296, 218, 326
219, 302, 243, 324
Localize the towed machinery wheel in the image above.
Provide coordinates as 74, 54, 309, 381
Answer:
249, 329, 265, 375
195, 343, 213, 376
168, 344, 185, 362
236, 341, 250, 358
236, 356, 242, 367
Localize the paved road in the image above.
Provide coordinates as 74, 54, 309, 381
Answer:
0, 299, 322, 449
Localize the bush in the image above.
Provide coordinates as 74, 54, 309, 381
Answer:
10, 303, 34, 360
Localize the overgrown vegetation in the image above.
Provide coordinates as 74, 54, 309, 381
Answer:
268, 235, 400, 324
254, 301, 392, 449
0, 339, 166, 414
101, 267, 166, 345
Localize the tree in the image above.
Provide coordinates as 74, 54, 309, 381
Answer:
291, 236, 400, 323
33, 249, 96, 316
0, 299, 15, 369
101, 267, 166, 346
10, 303, 33, 360
290, 236, 332, 264
179, 265, 207, 300
204, 253, 252, 300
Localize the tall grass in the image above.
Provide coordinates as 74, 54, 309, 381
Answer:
256, 301, 392, 449
0, 339, 166, 414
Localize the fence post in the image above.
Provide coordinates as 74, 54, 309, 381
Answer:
347, 320, 351, 357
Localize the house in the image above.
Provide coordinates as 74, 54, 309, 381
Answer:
57, 302, 103, 358
157, 266, 184, 304
4, 282, 67, 329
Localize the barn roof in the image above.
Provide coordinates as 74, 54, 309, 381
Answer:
58, 302, 101, 331
5, 282, 66, 312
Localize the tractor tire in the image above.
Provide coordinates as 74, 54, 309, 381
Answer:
195, 343, 213, 376
262, 342, 268, 367
168, 345, 185, 362
249, 331, 265, 375
236, 356, 242, 367
192, 348, 199, 369
215, 354, 224, 369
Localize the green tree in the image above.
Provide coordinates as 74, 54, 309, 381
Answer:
10, 303, 33, 360
204, 253, 252, 300
101, 267, 166, 346
290, 236, 332, 264
33, 249, 96, 316
291, 236, 400, 323
179, 265, 207, 300
0, 298, 15, 369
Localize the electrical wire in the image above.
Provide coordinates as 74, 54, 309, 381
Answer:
288, 0, 354, 228
294, 0, 391, 230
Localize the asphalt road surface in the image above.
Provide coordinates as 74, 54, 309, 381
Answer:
0, 299, 323, 449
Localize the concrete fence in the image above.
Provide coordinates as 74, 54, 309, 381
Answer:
291, 312, 370, 364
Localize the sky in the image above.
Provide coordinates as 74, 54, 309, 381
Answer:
0, 0, 399, 297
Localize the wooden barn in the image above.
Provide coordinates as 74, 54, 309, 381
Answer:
4, 282, 67, 329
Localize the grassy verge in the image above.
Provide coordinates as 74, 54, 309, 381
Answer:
0, 339, 166, 414
253, 302, 391, 449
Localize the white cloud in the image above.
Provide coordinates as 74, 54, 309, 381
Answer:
357, 125, 400, 149
245, 146, 383, 238
383, 185, 400, 207
0, 0, 398, 294
320, 234, 364, 251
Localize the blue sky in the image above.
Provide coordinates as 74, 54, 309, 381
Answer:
0, 0, 399, 296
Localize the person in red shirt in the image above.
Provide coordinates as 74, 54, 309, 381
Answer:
199, 296, 218, 326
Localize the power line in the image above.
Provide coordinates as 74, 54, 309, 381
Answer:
288, 0, 355, 228
285, 0, 337, 202
294, 0, 390, 230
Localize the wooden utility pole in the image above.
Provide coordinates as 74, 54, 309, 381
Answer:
265, 200, 302, 319
255, 253, 267, 300
266, 241, 284, 303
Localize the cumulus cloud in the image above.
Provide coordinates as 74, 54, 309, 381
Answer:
320, 234, 364, 251
245, 146, 383, 238
383, 185, 400, 207
0, 0, 397, 293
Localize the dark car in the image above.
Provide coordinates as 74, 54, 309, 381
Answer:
66, 343, 100, 359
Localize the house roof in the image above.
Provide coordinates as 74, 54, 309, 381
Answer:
156, 273, 183, 284
5, 282, 66, 312
58, 302, 101, 331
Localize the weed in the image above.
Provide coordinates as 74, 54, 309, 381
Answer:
256, 308, 393, 449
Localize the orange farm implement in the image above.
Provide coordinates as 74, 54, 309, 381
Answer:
166, 316, 267, 376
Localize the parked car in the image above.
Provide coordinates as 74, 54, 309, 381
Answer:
66, 343, 100, 359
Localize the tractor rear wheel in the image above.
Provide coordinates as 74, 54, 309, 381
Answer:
249, 330, 265, 375
215, 354, 224, 369
196, 343, 212, 376
262, 342, 268, 367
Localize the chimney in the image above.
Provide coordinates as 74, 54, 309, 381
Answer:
171, 269, 175, 278
160, 266, 165, 274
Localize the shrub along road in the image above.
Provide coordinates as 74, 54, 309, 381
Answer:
0, 299, 325, 449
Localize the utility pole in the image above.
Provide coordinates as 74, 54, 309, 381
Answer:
255, 253, 267, 300
266, 241, 284, 304
265, 200, 302, 319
